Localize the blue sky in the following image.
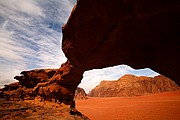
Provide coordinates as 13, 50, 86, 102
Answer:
0, 0, 159, 93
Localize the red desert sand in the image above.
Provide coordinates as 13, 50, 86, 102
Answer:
76, 91, 180, 120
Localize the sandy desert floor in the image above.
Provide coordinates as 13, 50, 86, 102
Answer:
76, 91, 180, 120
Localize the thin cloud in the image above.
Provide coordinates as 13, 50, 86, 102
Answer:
0, 0, 73, 87
0, 0, 44, 16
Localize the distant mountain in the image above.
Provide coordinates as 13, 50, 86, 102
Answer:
88, 74, 180, 97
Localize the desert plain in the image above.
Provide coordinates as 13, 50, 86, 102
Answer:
77, 90, 180, 120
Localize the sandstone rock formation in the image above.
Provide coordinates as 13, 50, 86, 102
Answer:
75, 87, 88, 100
88, 74, 180, 97
2, 1, 179, 116
1, 68, 87, 102
2, 82, 20, 91
62, 0, 180, 87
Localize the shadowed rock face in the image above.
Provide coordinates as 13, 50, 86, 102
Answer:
62, 0, 180, 85
88, 74, 180, 97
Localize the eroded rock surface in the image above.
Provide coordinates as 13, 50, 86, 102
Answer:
1, 66, 87, 102
62, 0, 180, 86
88, 74, 180, 97
13, 69, 57, 88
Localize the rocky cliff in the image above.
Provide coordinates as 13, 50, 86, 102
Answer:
88, 74, 180, 97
